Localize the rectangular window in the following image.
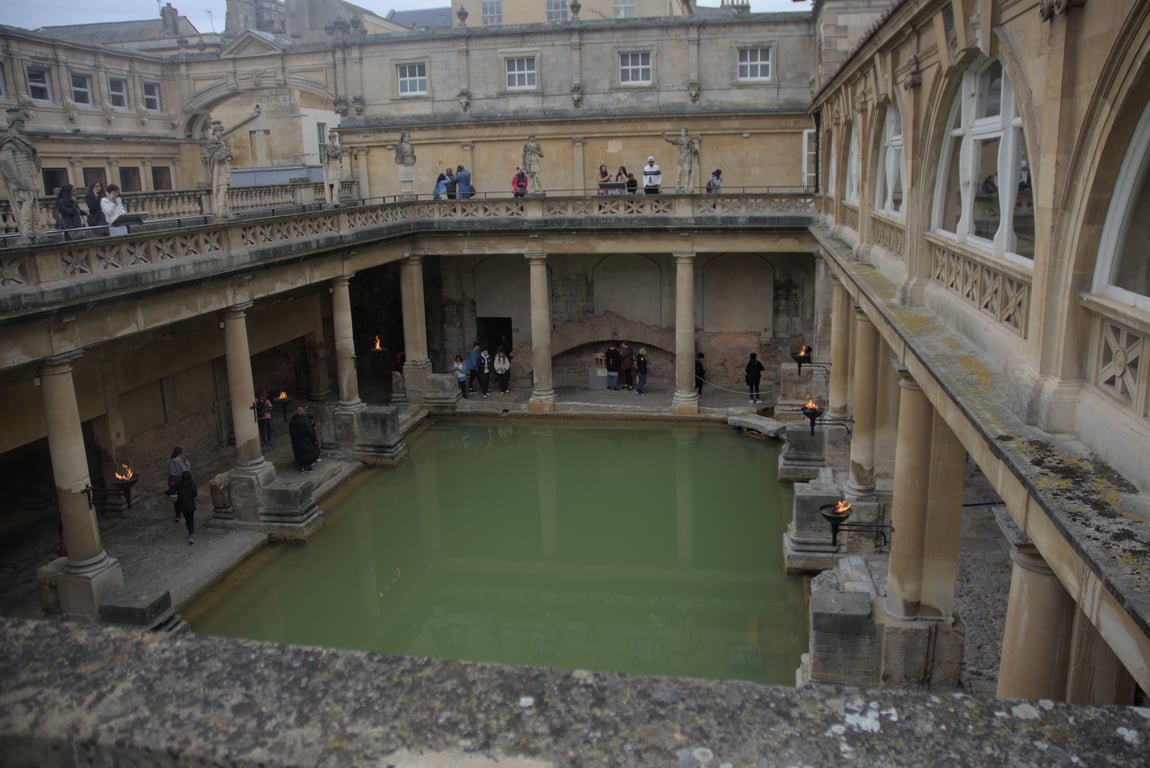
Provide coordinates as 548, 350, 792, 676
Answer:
619, 52, 651, 85
151, 166, 173, 191
802, 129, 818, 191
41, 167, 68, 196
316, 122, 327, 152
82, 167, 105, 188
738, 48, 771, 81
481, 0, 502, 25
108, 78, 129, 109
506, 57, 537, 90
0, 63, 7, 100
545, 0, 567, 22
142, 82, 162, 111
614, 0, 636, 18
119, 166, 142, 193
27, 67, 52, 102
70, 72, 93, 105
397, 63, 427, 96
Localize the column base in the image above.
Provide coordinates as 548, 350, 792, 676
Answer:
528, 389, 556, 413
671, 391, 699, 415
225, 460, 277, 524
38, 554, 124, 618
402, 359, 432, 404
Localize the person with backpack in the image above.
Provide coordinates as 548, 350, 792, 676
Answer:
166, 470, 198, 545
706, 169, 722, 194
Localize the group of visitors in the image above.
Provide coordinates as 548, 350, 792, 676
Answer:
604, 341, 649, 395
54, 180, 127, 236
597, 164, 640, 195
433, 165, 475, 199
453, 342, 512, 400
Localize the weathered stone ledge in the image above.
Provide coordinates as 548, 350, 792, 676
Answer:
0, 618, 1146, 767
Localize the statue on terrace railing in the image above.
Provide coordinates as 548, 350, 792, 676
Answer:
522, 135, 544, 195
205, 119, 233, 217
323, 129, 343, 206
0, 107, 43, 241
663, 128, 700, 193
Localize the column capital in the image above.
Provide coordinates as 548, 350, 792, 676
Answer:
402, 254, 423, 266
672, 251, 696, 264
40, 349, 85, 375
525, 252, 548, 262
331, 274, 354, 288
225, 301, 253, 319
570, 136, 586, 146
896, 370, 920, 391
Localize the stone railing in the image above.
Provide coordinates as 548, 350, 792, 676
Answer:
926, 233, 1031, 338
0, 193, 816, 305
1082, 294, 1150, 422
840, 202, 859, 232
870, 213, 906, 262
15, 180, 361, 233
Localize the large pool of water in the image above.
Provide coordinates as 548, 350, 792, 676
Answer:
185, 420, 808, 685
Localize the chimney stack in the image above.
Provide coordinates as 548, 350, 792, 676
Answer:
161, 3, 180, 36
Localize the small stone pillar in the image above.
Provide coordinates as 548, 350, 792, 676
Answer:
919, 409, 966, 621
828, 279, 851, 418
996, 509, 1075, 700
400, 255, 432, 404
527, 252, 556, 412
846, 307, 878, 497
778, 423, 827, 482
331, 275, 362, 411
784, 482, 844, 572
37, 352, 124, 617
671, 252, 699, 414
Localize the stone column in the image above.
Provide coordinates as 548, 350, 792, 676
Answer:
671, 252, 698, 415
527, 252, 556, 412
571, 137, 586, 195
400, 255, 432, 403
331, 275, 362, 410
919, 409, 966, 621
884, 373, 932, 620
997, 546, 1074, 700
305, 293, 332, 401
39, 351, 124, 616
1065, 608, 1138, 705
873, 347, 899, 493
846, 307, 878, 497
223, 303, 265, 467
828, 279, 851, 418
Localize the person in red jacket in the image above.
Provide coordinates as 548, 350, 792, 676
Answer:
512, 166, 528, 197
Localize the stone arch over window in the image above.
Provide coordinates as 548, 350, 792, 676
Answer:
1094, 98, 1150, 312
930, 58, 1034, 263
873, 101, 905, 217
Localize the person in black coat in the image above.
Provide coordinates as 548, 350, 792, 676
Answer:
85, 181, 107, 226
166, 470, 198, 544
605, 342, 621, 390
695, 352, 706, 396
289, 406, 320, 472
55, 184, 84, 230
745, 352, 765, 404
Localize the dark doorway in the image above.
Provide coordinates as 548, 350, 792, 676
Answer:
476, 317, 513, 355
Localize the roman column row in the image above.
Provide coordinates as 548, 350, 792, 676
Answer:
824, 275, 1135, 704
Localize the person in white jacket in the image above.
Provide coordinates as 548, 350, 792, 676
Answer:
101, 184, 127, 235
643, 156, 662, 194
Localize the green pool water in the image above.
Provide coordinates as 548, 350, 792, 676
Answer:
185, 420, 808, 685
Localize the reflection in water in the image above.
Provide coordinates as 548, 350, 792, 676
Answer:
185, 421, 808, 685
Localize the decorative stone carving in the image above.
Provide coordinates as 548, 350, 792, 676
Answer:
458, 88, 471, 112
663, 128, 700, 192
1039, 0, 1085, 21
333, 97, 349, 117
353, 96, 365, 116
0, 106, 42, 241
570, 84, 582, 108
522, 135, 544, 194
394, 129, 416, 166
687, 81, 700, 103
323, 130, 343, 206
205, 119, 233, 217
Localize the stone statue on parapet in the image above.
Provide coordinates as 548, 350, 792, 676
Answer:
0, 107, 43, 241
395, 129, 416, 166
205, 119, 233, 216
663, 128, 700, 192
522, 135, 544, 194
323, 129, 343, 205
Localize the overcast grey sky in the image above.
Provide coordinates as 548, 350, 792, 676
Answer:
1, 1, 812, 33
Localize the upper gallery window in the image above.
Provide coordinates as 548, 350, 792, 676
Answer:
619, 52, 651, 85
802, 129, 817, 190
1094, 99, 1150, 310
933, 60, 1034, 262
874, 104, 905, 217
143, 82, 162, 111
397, 63, 428, 96
506, 57, 537, 90
70, 73, 93, 106
826, 132, 836, 197
614, 0, 637, 18
0, 63, 8, 100
27, 67, 52, 103
482, 0, 502, 25
844, 123, 859, 204
108, 78, 129, 109
545, 0, 567, 22
737, 48, 771, 81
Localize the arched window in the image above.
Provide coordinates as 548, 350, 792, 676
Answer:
1094, 99, 1150, 311
845, 123, 859, 204
827, 133, 837, 198
874, 103, 905, 216
933, 60, 1034, 262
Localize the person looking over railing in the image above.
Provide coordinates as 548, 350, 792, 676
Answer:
101, 184, 127, 235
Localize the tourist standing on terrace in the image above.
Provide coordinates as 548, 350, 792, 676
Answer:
453, 355, 468, 398
468, 342, 481, 393
494, 348, 511, 394
55, 184, 84, 230
634, 348, 649, 395
166, 470, 198, 545
605, 342, 621, 390
167, 446, 191, 490
255, 392, 273, 447
85, 181, 106, 226
643, 157, 662, 194
620, 342, 635, 390
476, 349, 493, 400
512, 167, 528, 197
455, 165, 474, 198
